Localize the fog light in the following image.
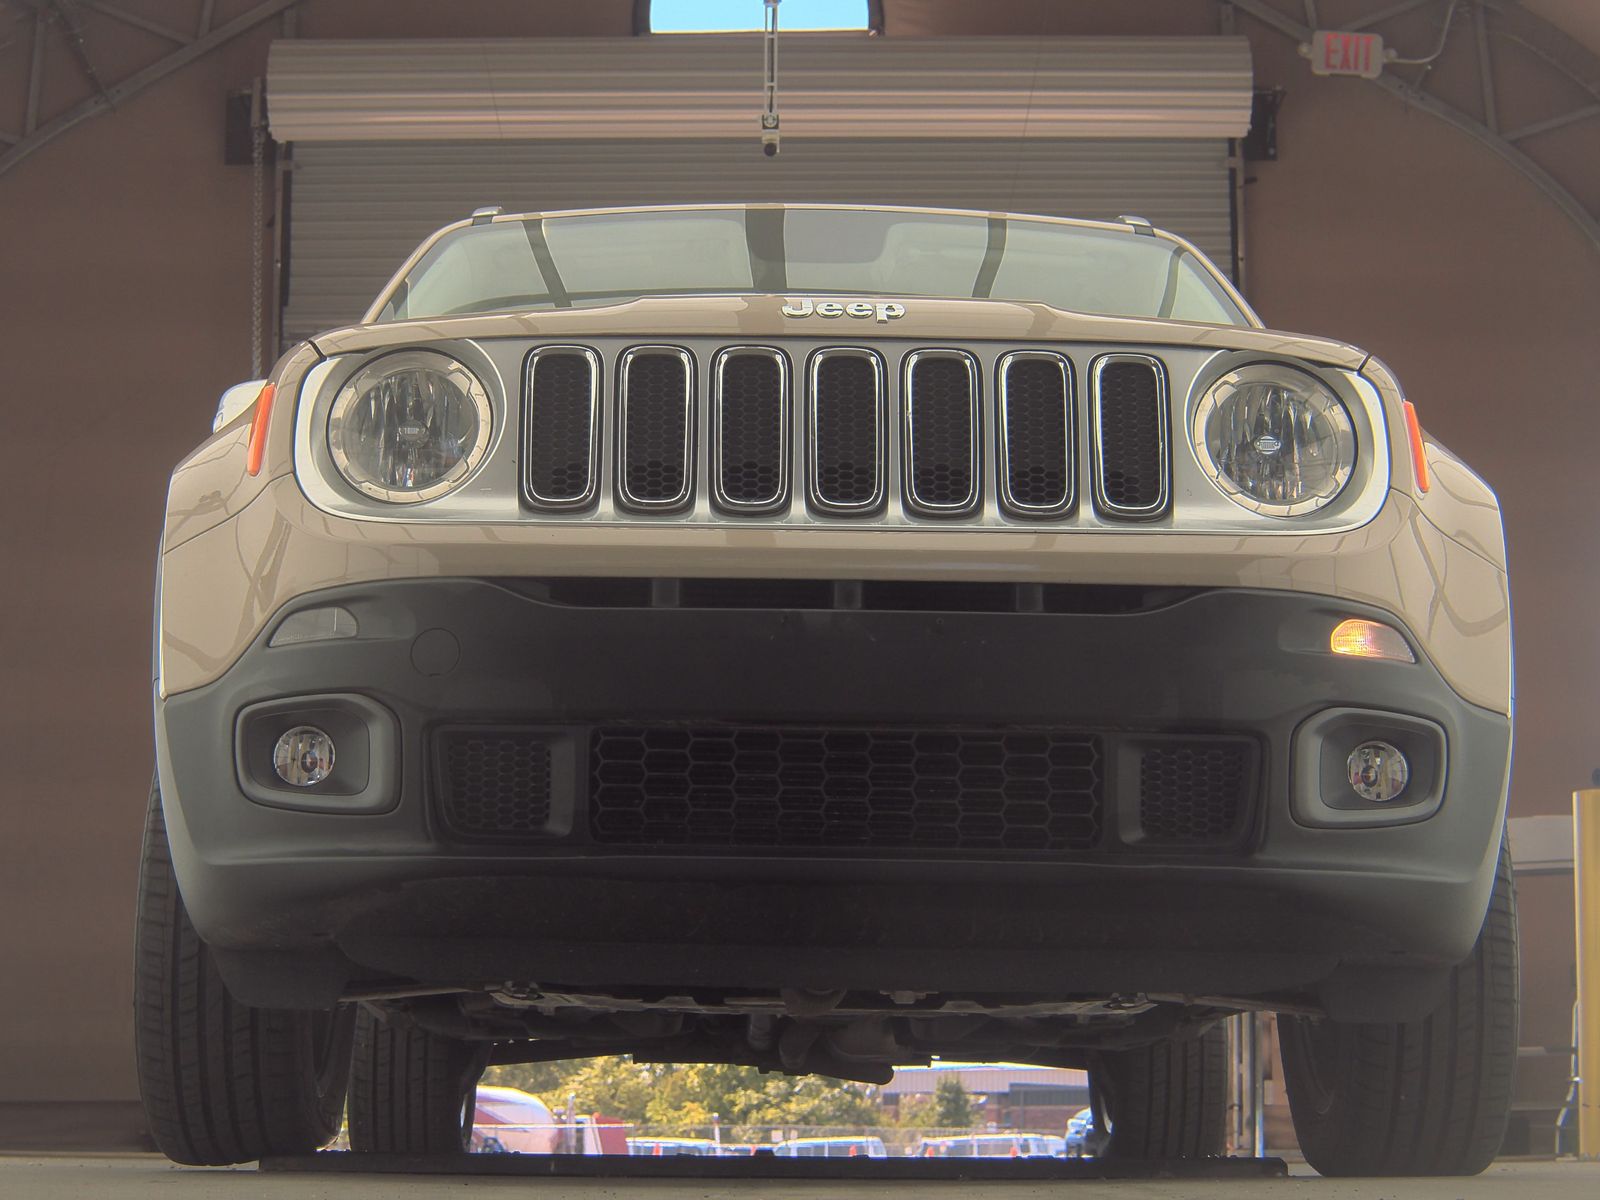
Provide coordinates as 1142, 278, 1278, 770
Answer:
273, 726, 335, 787
1347, 741, 1408, 802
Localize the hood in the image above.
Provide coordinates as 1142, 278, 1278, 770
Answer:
310, 293, 1369, 371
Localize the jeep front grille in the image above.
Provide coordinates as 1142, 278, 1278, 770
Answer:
1092, 355, 1170, 519
808, 348, 885, 514
618, 347, 694, 511
713, 347, 788, 513
512, 341, 1180, 526
590, 725, 1103, 852
904, 351, 980, 516
999, 352, 1074, 517
523, 347, 600, 509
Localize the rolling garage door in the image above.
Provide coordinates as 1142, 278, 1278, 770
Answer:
268, 36, 1253, 345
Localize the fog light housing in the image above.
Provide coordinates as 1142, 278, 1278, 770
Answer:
273, 726, 335, 787
1347, 741, 1408, 802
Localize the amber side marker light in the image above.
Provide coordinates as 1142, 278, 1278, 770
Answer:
1331, 618, 1416, 663
246, 382, 276, 477
1403, 400, 1430, 493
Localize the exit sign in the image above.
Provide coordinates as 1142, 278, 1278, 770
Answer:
1309, 30, 1386, 79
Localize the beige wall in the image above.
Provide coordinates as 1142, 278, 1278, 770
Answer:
0, 0, 1594, 1124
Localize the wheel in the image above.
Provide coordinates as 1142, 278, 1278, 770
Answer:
347, 1006, 489, 1153
1279, 835, 1519, 1176
1089, 1024, 1228, 1159
134, 775, 354, 1165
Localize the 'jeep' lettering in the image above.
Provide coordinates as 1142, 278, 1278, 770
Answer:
781, 297, 906, 323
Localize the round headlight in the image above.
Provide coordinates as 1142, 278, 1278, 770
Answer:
1192, 365, 1356, 516
328, 350, 492, 503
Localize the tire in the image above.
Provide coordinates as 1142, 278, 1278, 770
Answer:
134, 775, 354, 1165
347, 1006, 489, 1153
1090, 1024, 1228, 1159
1280, 835, 1519, 1177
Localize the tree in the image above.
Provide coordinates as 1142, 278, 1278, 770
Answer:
931, 1077, 977, 1128
483, 1056, 882, 1136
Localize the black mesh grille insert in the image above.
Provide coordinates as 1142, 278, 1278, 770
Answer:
436, 731, 553, 839
1095, 358, 1167, 516
810, 353, 882, 511
1001, 355, 1072, 515
1137, 740, 1252, 846
591, 726, 1102, 851
716, 351, 786, 510
525, 350, 596, 506
906, 355, 978, 513
621, 351, 691, 508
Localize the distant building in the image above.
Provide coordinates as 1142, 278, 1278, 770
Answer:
880, 1064, 1089, 1133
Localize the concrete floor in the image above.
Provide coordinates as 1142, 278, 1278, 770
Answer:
4, 1157, 1599, 1199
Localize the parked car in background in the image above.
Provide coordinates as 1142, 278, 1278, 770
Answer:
774, 1135, 889, 1158
469, 1085, 559, 1154
1063, 1106, 1096, 1158
627, 1137, 718, 1156
913, 1133, 1064, 1158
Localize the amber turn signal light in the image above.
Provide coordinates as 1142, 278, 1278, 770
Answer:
1331, 618, 1415, 664
1402, 400, 1429, 494
246, 383, 276, 477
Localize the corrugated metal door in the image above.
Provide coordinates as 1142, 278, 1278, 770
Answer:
282, 138, 1236, 344
271, 35, 1248, 344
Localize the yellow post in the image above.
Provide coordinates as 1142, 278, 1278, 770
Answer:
1577, 788, 1600, 1159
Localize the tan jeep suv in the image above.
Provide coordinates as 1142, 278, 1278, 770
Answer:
137, 205, 1516, 1175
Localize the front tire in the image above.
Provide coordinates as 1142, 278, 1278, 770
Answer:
1090, 1024, 1228, 1159
134, 776, 353, 1165
1279, 836, 1519, 1176
347, 1007, 489, 1153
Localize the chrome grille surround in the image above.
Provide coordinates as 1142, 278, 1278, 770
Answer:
997, 350, 1075, 519
1090, 353, 1171, 521
902, 349, 982, 518
711, 346, 790, 515
807, 347, 887, 516
616, 345, 695, 512
522, 345, 601, 510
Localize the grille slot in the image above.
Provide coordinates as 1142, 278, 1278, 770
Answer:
1135, 739, 1253, 846
618, 347, 694, 511
523, 346, 600, 509
713, 347, 789, 513
1092, 355, 1169, 519
435, 730, 554, 840
999, 352, 1073, 517
808, 349, 885, 514
590, 725, 1102, 852
904, 351, 980, 516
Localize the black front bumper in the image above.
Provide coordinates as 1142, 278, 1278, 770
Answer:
155, 578, 1510, 1017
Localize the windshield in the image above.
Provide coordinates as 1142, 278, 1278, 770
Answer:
374, 207, 1248, 326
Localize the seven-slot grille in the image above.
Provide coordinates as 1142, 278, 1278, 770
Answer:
518, 344, 1173, 523
1092, 355, 1170, 519
904, 351, 981, 516
617, 347, 694, 511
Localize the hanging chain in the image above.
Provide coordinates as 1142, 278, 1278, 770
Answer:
250, 94, 266, 378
